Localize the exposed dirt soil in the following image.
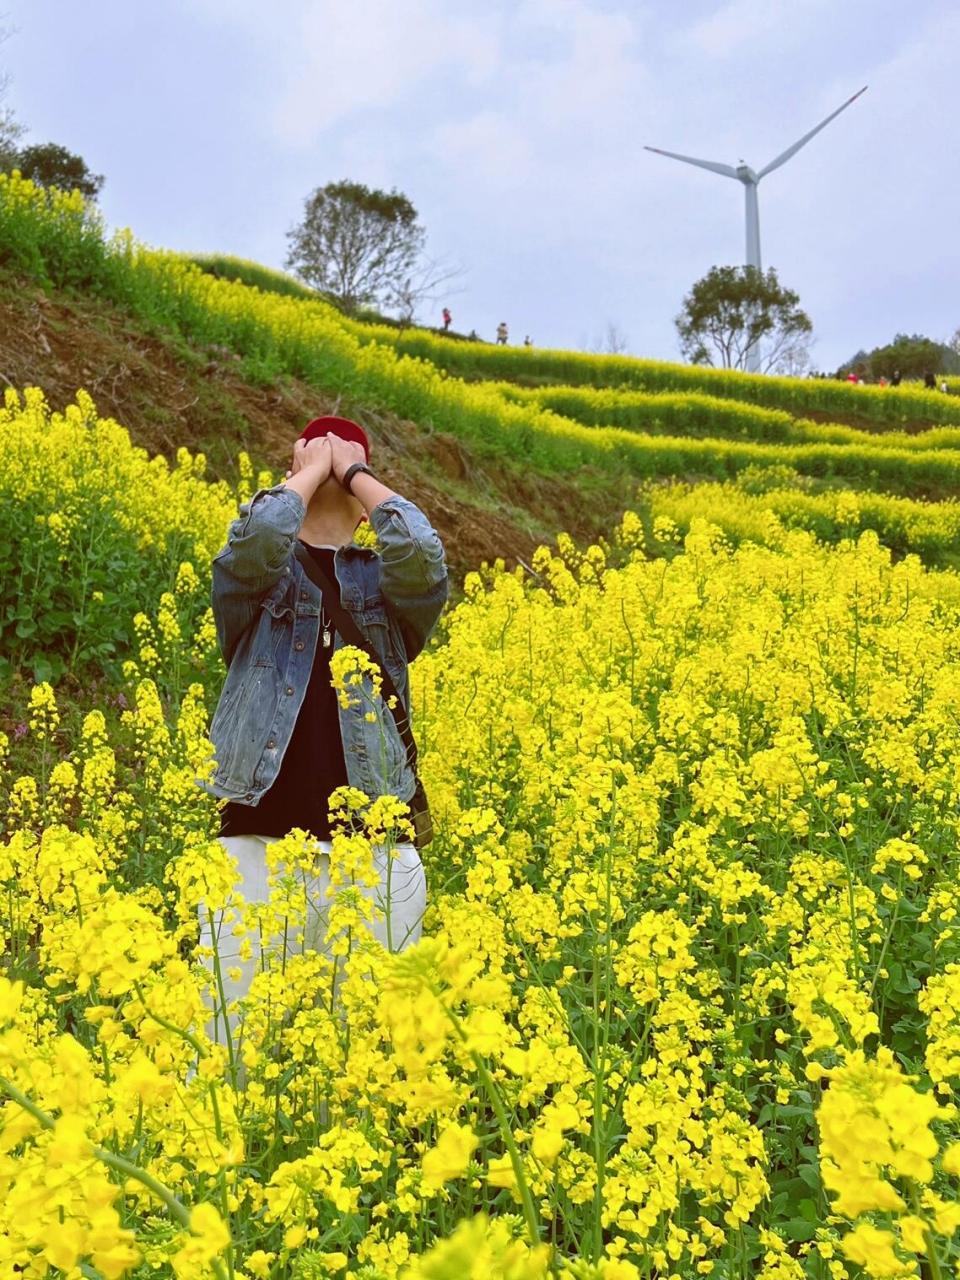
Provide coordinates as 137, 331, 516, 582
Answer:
0, 274, 632, 587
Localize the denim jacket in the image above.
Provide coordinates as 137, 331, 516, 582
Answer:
206, 484, 448, 809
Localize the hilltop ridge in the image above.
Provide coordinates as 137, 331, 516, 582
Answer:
4, 168, 960, 588
0, 267, 634, 587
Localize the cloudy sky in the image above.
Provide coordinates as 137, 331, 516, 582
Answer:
3, 0, 956, 368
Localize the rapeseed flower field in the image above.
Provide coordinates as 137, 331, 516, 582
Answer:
2, 174, 960, 1278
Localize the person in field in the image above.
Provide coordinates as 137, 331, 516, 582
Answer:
496, 321, 509, 345
201, 416, 448, 1051
442, 307, 452, 331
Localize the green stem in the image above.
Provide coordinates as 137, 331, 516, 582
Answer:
131, 972, 237, 1279
0, 1073, 230, 1280
440, 1002, 544, 1256
909, 1184, 944, 1280
471, 1049, 543, 1254
132, 979, 207, 1060
205, 905, 240, 1091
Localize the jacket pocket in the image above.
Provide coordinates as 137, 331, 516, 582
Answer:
359, 604, 408, 692
262, 592, 295, 620
255, 587, 295, 667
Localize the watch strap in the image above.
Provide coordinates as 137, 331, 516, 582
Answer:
343, 462, 374, 494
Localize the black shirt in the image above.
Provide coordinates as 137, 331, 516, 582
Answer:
219, 544, 350, 841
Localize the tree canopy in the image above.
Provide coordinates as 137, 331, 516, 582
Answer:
840, 333, 960, 380
285, 180, 425, 313
11, 142, 104, 198
675, 265, 813, 374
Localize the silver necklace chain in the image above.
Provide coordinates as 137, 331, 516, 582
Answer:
300, 539, 336, 648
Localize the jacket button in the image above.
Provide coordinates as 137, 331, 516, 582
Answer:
266, 738, 276, 749
286, 686, 294, 696
244, 792, 254, 801
299, 590, 308, 601
294, 640, 305, 651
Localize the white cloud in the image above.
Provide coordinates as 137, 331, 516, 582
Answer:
419, 0, 651, 232
686, 0, 829, 59
514, 0, 644, 127
17, 0, 953, 363
202, 0, 958, 358
269, 1, 501, 147
429, 110, 535, 187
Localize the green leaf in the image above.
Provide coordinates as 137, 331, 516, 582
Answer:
32, 654, 54, 683
798, 1197, 819, 1223
782, 1218, 817, 1242
798, 1163, 821, 1191
775, 1103, 813, 1119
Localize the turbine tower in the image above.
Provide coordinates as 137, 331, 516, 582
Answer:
646, 86, 867, 371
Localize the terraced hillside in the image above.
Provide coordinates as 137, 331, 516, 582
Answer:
4, 169, 960, 580
4, 172, 960, 1280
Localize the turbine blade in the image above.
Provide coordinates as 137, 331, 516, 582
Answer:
757, 85, 867, 179
644, 145, 738, 179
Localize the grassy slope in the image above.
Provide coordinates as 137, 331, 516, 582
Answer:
4, 237, 960, 756
0, 268, 639, 589
3, 250, 957, 609
0, 262, 632, 744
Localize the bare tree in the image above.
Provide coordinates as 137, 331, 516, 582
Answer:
770, 338, 813, 378
0, 17, 24, 169
386, 253, 466, 330
585, 320, 630, 355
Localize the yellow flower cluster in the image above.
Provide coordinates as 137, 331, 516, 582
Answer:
1, 507, 959, 1276
644, 476, 960, 563
7, 169, 960, 1273
0, 387, 231, 565
0, 386, 241, 680
818, 1049, 960, 1277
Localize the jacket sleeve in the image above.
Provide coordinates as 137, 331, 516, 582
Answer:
369, 495, 449, 662
211, 485, 305, 666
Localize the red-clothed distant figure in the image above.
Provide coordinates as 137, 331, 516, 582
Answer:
442, 307, 452, 331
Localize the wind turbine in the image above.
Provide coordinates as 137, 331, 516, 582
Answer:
646, 86, 867, 371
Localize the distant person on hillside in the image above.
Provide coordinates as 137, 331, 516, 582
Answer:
846, 371, 858, 384
878, 375, 888, 387
442, 307, 452, 331
523, 335, 532, 347
468, 328, 479, 341
201, 416, 448, 1058
496, 321, 509, 345
891, 370, 902, 387
924, 371, 937, 390
941, 380, 949, 394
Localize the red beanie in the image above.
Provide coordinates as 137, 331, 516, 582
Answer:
299, 415, 371, 461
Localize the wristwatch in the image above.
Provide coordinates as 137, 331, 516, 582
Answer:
342, 462, 375, 494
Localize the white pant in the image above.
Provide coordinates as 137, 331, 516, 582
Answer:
198, 834, 427, 1057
